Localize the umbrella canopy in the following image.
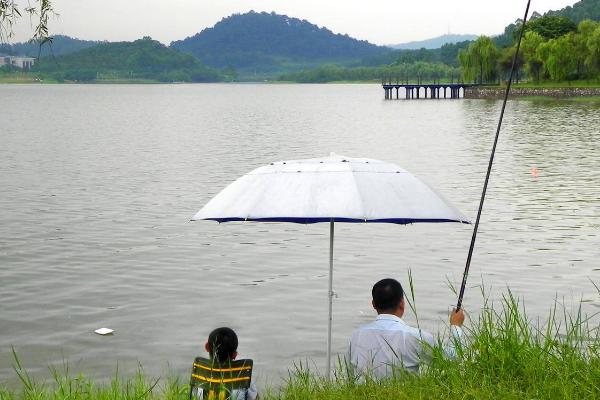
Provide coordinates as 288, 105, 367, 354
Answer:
193, 154, 469, 378
193, 153, 469, 224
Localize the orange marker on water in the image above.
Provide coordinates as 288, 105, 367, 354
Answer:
531, 166, 539, 178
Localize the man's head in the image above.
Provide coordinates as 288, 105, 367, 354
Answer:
372, 278, 405, 316
205, 327, 238, 363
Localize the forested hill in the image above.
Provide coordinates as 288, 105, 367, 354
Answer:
495, 0, 600, 46
547, 0, 600, 23
33, 38, 223, 82
0, 35, 100, 57
170, 11, 389, 73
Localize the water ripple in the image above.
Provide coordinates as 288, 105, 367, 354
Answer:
0, 84, 598, 385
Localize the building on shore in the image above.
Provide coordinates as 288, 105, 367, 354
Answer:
0, 55, 36, 69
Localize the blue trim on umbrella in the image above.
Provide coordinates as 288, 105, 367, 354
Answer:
196, 217, 470, 224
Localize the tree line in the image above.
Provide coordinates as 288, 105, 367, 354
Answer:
459, 15, 600, 84
278, 62, 461, 83
281, 14, 600, 84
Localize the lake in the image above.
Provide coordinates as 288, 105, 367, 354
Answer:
1, 84, 599, 386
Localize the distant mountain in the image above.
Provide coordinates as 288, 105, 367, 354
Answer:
388, 34, 478, 50
546, 0, 600, 23
170, 11, 389, 75
33, 37, 223, 82
0, 35, 101, 57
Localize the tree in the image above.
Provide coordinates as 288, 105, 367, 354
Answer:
585, 25, 600, 77
578, 19, 600, 37
458, 36, 499, 84
521, 31, 544, 82
567, 31, 589, 78
540, 36, 577, 81
577, 20, 600, 78
535, 41, 552, 80
497, 45, 524, 83
1, 0, 54, 44
526, 15, 577, 40
494, 18, 522, 47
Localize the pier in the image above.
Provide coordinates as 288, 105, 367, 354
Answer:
383, 83, 479, 100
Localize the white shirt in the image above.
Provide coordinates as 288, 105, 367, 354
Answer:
348, 314, 463, 378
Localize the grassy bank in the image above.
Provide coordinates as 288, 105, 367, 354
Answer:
0, 74, 45, 84
0, 73, 165, 84
2, 291, 599, 400
519, 95, 600, 103
512, 80, 600, 88
276, 291, 600, 400
467, 84, 600, 99
0, 363, 189, 400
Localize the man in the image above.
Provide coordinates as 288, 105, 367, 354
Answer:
348, 278, 464, 378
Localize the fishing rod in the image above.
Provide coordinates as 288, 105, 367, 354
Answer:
456, 0, 532, 310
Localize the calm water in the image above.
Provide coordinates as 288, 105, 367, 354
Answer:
1, 84, 599, 385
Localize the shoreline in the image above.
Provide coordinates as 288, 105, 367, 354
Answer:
3, 291, 600, 399
3, 78, 600, 101
465, 86, 600, 99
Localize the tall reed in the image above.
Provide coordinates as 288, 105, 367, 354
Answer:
272, 289, 600, 399
1, 349, 188, 400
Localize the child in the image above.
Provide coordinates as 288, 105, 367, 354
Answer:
202, 327, 258, 400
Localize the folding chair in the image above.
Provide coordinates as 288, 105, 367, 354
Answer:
189, 356, 253, 400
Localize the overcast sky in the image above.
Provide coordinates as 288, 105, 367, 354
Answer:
12, 0, 580, 45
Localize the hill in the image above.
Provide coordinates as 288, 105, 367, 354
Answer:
547, 0, 600, 23
170, 11, 389, 76
495, 0, 600, 47
32, 37, 224, 82
0, 35, 100, 57
388, 34, 478, 50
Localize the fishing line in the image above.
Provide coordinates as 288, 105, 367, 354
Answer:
456, 0, 532, 310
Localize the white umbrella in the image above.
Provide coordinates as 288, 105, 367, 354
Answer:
192, 153, 469, 377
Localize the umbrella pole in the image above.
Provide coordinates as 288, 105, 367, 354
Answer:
326, 219, 334, 380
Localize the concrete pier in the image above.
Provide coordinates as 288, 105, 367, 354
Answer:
383, 83, 479, 100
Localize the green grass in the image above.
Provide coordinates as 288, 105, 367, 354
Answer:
274, 290, 600, 399
0, 72, 166, 84
0, 365, 189, 400
91, 78, 161, 84
0, 74, 43, 83
2, 289, 600, 399
519, 95, 600, 103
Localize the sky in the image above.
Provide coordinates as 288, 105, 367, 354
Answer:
11, 0, 581, 45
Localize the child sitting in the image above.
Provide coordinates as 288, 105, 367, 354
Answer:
193, 327, 258, 400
